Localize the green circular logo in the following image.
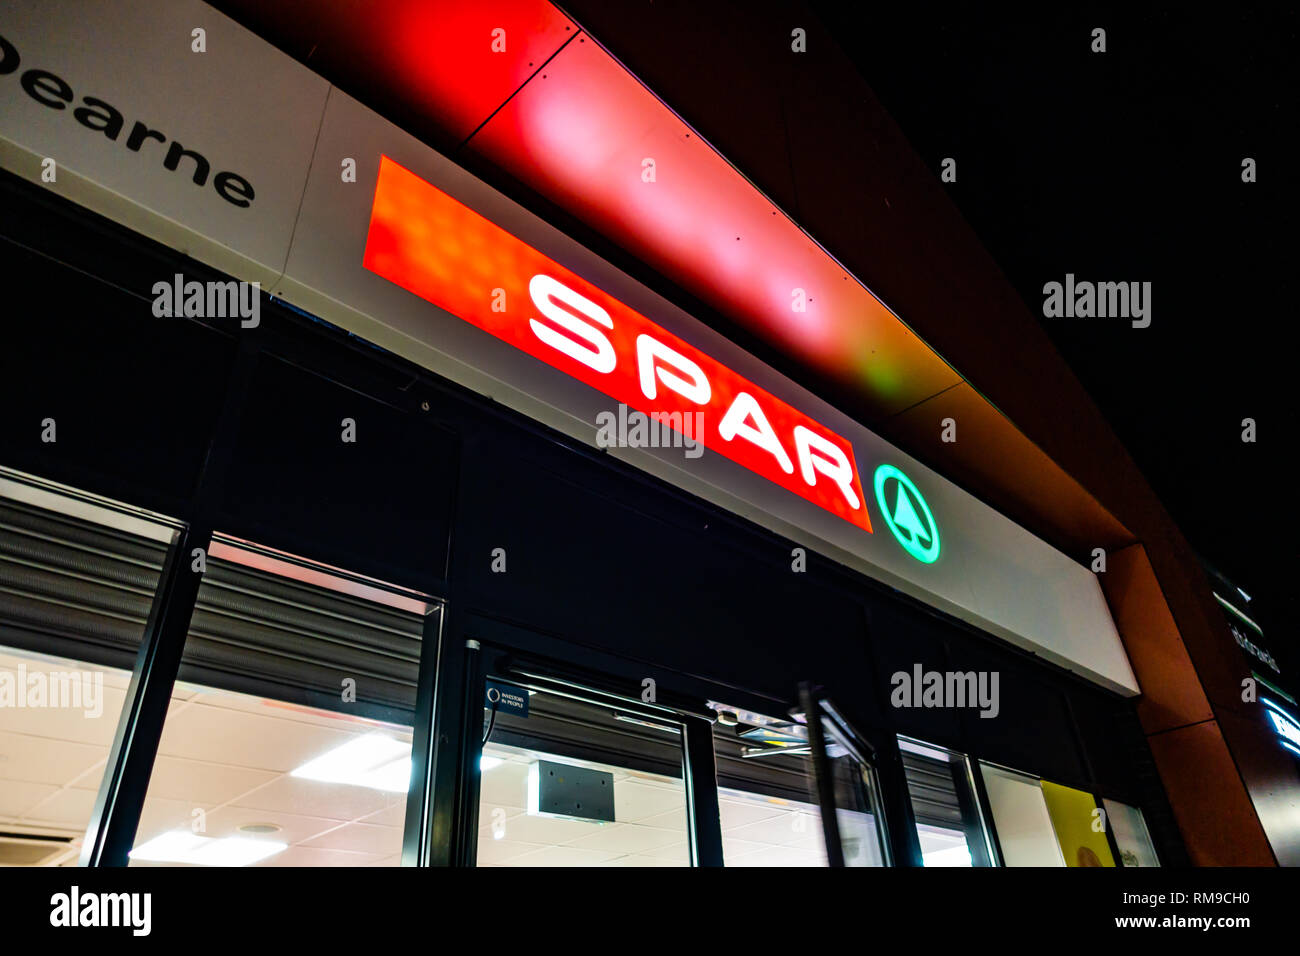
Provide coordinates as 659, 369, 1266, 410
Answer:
873, 464, 940, 563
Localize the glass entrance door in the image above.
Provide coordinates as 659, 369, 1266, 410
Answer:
465, 650, 722, 867
801, 686, 891, 867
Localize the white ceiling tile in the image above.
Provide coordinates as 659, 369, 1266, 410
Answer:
613, 779, 685, 824
478, 760, 530, 810
564, 823, 685, 854
478, 807, 523, 837
0, 686, 127, 747
131, 796, 207, 848
255, 846, 384, 867
717, 792, 809, 830
0, 730, 107, 787
633, 807, 690, 831
726, 843, 826, 867
598, 853, 686, 867
489, 810, 605, 846
300, 821, 401, 856
726, 812, 825, 847
194, 689, 411, 738
0, 779, 59, 818
639, 840, 690, 861
501, 844, 624, 867
155, 701, 357, 772
144, 755, 280, 805
228, 774, 407, 820
721, 837, 775, 860
475, 837, 549, 865
359, 799, 408, 828
0, 649, 132, 691
202, 805, 342, 845
16, 784, 98, 829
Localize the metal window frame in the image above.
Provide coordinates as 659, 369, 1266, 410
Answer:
801, 684, 897, 868
76, 327, 460, 868
896, 733, 1001, 868
442, 643, 724, 867
78, 335, 261, 866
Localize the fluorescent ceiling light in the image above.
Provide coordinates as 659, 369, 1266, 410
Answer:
291, 732, 411, 792
130, 831, 286, 866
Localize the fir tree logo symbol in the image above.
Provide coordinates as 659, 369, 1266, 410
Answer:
873, 464, 940, 563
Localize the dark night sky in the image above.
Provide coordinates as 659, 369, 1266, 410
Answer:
813, 4, 1296, 639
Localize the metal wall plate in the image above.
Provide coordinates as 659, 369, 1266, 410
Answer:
530, 760, 615, 823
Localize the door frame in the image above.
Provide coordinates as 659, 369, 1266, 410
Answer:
801, 683, 895, 867
437, 636, 725, 866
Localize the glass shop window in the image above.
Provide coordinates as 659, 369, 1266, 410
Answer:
710, 704, 888, 867
0, 468, 175, 865
711, 711, 829, 866
978, 762, 1066, 866
1102, 797, 1160, 867
898, 736, 994, 866
128, 535, 438, 867
1039, 780, 1117, 867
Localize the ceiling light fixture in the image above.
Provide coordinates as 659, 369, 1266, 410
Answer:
238, 823, 282, 835
130, 831, 286, 867
290, 732, 412, 793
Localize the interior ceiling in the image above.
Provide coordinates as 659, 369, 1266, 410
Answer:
208, 0, 1133, 560
0, 647, 832, 867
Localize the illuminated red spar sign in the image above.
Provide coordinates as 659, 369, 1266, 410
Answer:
363, 155, 872, 533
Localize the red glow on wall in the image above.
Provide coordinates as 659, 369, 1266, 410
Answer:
464, 34, 961, 414
363, 155, 872, 532
215, 0, 963, 420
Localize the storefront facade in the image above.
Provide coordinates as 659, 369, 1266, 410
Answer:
0, 0, 1292, 867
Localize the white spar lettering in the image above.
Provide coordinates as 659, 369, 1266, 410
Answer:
528, 274, 861, 511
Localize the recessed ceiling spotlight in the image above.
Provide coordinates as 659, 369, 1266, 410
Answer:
238, 823, 282, 835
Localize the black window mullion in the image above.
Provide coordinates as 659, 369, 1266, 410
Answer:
79, 337, 260, 866
78, 524, 210, 866
401, 606, 447, 866
682, 714, 723, 866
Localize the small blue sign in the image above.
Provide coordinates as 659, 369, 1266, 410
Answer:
486, 680, 529, 717
1262, 698, 1300, 759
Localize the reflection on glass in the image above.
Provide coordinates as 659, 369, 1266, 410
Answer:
1040, 780, 1115, 867
478, 689, 690, 866
129, 541, 429, 867
0, 474, 171, 865
130, 684, 413, 867
1103, 797, 1160, 867
0, 648, 136, 866
717, 786, 827, 867
916, 823, 973, 866
979, 762, 1066, 866
478, 741, 689, 866
825, 725, 888, 866
712, 708, 829, 866
898, 736, 991, 867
